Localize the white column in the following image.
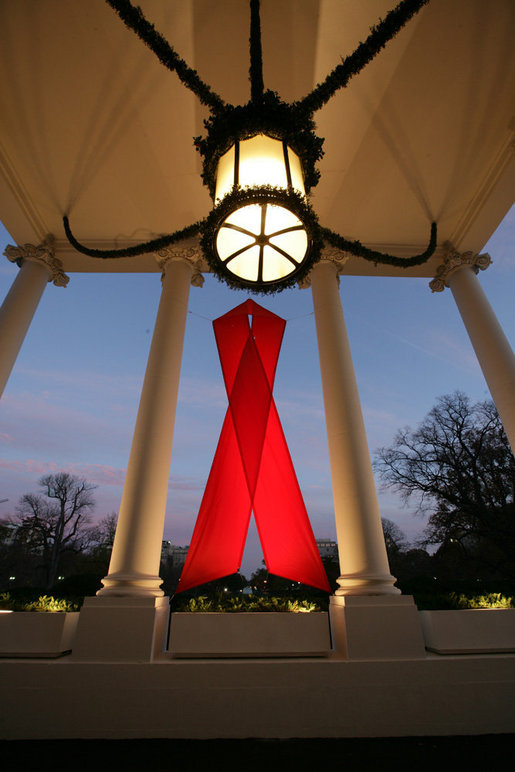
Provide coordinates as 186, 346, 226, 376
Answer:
99, 250, 203, 597
310, 260, 399, 595
431, 247, 515, 451
0, 238, 68, 398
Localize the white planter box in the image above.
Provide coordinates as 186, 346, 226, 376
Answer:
169, 612, 331, 658
0, 612, 80, 658
419, 609, 515, 654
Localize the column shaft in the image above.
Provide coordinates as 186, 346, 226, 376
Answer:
0, 260, 49, 398
448, 266, 515, 451
99, 258, 193, 597
311, 261, 398, 595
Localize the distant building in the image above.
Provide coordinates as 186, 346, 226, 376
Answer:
0, 520, 16, 545
316, 538, 339, 561
161, 540, 189, 567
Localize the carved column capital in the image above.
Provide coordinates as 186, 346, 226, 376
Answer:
3, 235, 69, 287
429, 242, 491, 293
298, 246, 350, 289
154, 246, 205, 287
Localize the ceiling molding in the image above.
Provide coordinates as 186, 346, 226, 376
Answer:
449, 130, 515, 251
0, 138, 49, 243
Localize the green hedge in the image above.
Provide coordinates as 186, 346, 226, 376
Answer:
0, 593, 79, 612
172, 595, 323, 613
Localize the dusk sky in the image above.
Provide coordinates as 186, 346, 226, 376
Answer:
0, 207, 513, 577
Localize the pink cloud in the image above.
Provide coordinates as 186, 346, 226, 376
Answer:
169, 477, 205, 492
0, 458, 127, 487
13, 366, 142, 397
0, 392, 133, 457
0, 458, 58, 475
178, 376, 226, 408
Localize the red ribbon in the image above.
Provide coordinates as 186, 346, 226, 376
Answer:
177, 300, 330, 593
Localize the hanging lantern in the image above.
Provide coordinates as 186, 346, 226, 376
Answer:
64, 0, 437, 293
201, 132, 319, 292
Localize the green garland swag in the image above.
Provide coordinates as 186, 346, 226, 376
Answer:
321, 223, 437, 268
295, 0, 430, 116
200, 186, 323, 295
249, 0, 264, 103
105, 0, 225, 114
63, 215, 201, 259
62, 0, 436, 292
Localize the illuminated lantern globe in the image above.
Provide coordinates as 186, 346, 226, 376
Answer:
208, 133, 315, 290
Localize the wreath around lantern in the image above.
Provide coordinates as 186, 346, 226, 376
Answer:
63, 0, 436, 294
201, 186, 322, 292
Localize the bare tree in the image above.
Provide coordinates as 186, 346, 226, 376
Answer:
13, 473, 97, 589
381, 518, 409, 556
89, 512, 118, 550
375, 392, 515, 577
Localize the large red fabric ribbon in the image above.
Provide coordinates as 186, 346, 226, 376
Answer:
177, 300, 330, 593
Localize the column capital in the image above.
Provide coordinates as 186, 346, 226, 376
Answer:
3, 235, 69, 287
154, 246, 205, 287
429, 242, 491, 293
298, 246, 350, 289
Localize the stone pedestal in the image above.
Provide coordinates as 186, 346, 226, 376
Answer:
0, 612, 79, 658
71, 596, 170, 662
170, 612, 331, 658
329, 595, 426, 660
419, 608, 515, 654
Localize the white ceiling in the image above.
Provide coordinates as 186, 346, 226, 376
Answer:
0, 0, 513, 276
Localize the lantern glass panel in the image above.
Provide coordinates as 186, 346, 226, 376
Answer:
287, 151, 304, 195
264, 205, 302, 235
216, 226, 255, 261
237, 135, 287, 190
261, 250, 297, 282
225, 204, 262, 233
215, 145, 236, 202
226, 245, 261, 282
269, 229, 308, 259
214, 134, 305, 202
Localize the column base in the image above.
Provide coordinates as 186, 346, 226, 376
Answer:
97, 571, 164, 598
335, 571, 401, 596
71, 596, 170, 662
329, 595, 426, 660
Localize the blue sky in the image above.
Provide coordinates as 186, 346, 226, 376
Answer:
0, 207, 513, 577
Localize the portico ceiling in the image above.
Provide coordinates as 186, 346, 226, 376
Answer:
0, 0, 513, 276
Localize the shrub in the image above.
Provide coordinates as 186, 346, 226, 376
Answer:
413, 591, 513, 610
0, 592, 16, 611
0, 592, 78, 612
173, 594, 322, 613
451, 592, 513, 609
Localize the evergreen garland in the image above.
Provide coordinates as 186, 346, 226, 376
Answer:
105, 0, 225, 114
249, 0, 264, 102
295, 0, 430, 116
321, 222, 437, 267
63, 215, 201, 259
